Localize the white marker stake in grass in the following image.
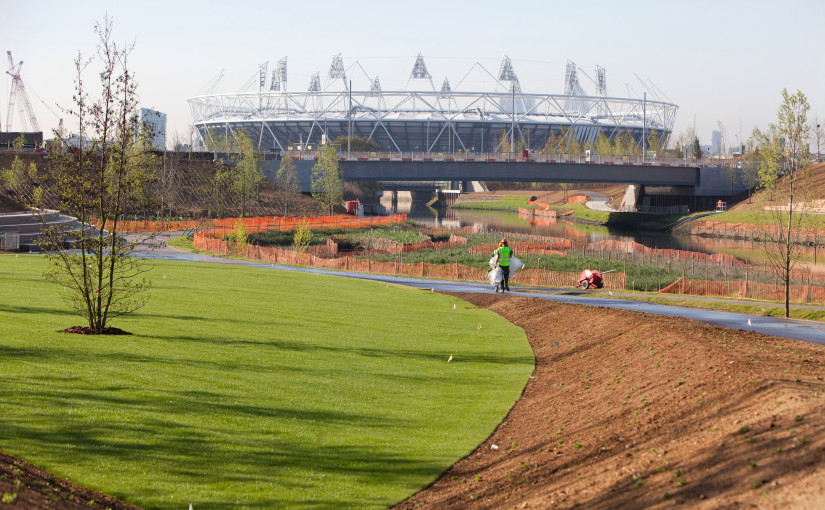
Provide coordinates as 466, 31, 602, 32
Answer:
448, 355, 452, 362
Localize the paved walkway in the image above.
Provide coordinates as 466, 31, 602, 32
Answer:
130, 234, 825, 345
580, 191, 616, 212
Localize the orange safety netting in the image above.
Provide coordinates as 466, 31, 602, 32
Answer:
691, 220, 825, 244
660, 277, 825, 304
193, 231, 625, 288
96, 214, 408, 233
470, 240, 572, 256
348, 235, 469, 256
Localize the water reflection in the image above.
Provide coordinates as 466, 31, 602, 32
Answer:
400, 199, 825, 273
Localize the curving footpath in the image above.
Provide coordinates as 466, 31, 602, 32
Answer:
134, 233, 825, 346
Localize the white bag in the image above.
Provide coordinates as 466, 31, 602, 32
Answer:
509, 256, 524, 275
487, 266, 504, 286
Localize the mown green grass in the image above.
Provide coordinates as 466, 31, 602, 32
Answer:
248, 223, 425, 249
451, 195, 532, 211
711, 209, 825, 229
0, 255, 533, 509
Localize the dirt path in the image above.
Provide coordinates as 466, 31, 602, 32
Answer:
395, 294, 825, 509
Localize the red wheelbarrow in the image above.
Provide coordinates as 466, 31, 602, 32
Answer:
577, 269, 616, 290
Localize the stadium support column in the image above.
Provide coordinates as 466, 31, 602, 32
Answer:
348, 80, 352, 156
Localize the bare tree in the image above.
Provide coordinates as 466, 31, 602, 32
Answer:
755, 89, 812, 317
36, 17, 153, 333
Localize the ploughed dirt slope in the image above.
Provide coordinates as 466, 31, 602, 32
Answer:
730, 161, 825, 212
396, 295, 825, 509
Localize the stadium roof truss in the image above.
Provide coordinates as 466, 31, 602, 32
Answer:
189, 56, 678, 152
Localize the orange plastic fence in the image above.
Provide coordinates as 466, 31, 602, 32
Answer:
97, 214, 408, 233
193, 232, 625, 288
588, 239, 820, 282
691, 220, 825, 244
660, 277, 825, 304
587, 239, 744, 267
349, 235, 469, 256
470, 240, 572, 256
197, 214, 408, 237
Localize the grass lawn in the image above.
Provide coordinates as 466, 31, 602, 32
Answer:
451, 195, 532, 211
711, 209, 825, 229
0, 255, 533, 509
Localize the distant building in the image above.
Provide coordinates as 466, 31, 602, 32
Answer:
0, 132, 43, 149
137, 108, 166, 150
711, 130, 721, 156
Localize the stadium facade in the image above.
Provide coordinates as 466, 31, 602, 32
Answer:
188, 55, 678, 153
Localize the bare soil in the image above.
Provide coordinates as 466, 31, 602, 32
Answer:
729, 161, 825, 212
61, 326, 132, 335
0, 451, 140, 509
396, 294, 825, 510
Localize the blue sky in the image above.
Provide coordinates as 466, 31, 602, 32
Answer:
2, 0, 823, 147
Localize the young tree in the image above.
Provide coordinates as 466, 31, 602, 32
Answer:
332, 135, 379, 152
756, 89, 812, 318
311, 144, 343, 215
0, 135, 27, 195
692, 136, 702, 159
740, 142, 761, 204
37, 17, 153, 332
126, 126, 161, 220
595, 131, 614, 156
293, 218, 312, 252
276, 155, 300, 216
646, 129, 665, 156
233, 131, 263, 217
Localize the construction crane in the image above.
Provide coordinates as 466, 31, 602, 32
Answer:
5, 51, 40, 132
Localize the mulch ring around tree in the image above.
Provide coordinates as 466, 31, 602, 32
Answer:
61, 326, 132, 335
0, 451, 141, 509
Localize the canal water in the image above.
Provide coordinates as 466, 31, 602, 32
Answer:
394, 198, 825, 274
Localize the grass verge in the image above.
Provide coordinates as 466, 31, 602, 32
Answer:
0, 255, 533, 509
550, 288, 825, 322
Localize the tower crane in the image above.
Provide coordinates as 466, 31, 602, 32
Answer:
5, 51, 40, 132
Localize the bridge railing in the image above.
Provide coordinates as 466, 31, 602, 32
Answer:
284, 150, 739, 168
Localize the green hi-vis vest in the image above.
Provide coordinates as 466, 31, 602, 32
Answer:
496, 246, 511, 266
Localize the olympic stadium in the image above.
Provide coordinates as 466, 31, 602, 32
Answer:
188, 54, 678, 153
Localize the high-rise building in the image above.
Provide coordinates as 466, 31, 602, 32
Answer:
138, 108, 166, 150
711, 130, 722, 156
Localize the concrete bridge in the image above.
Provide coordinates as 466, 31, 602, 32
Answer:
261, 152, 749, 198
